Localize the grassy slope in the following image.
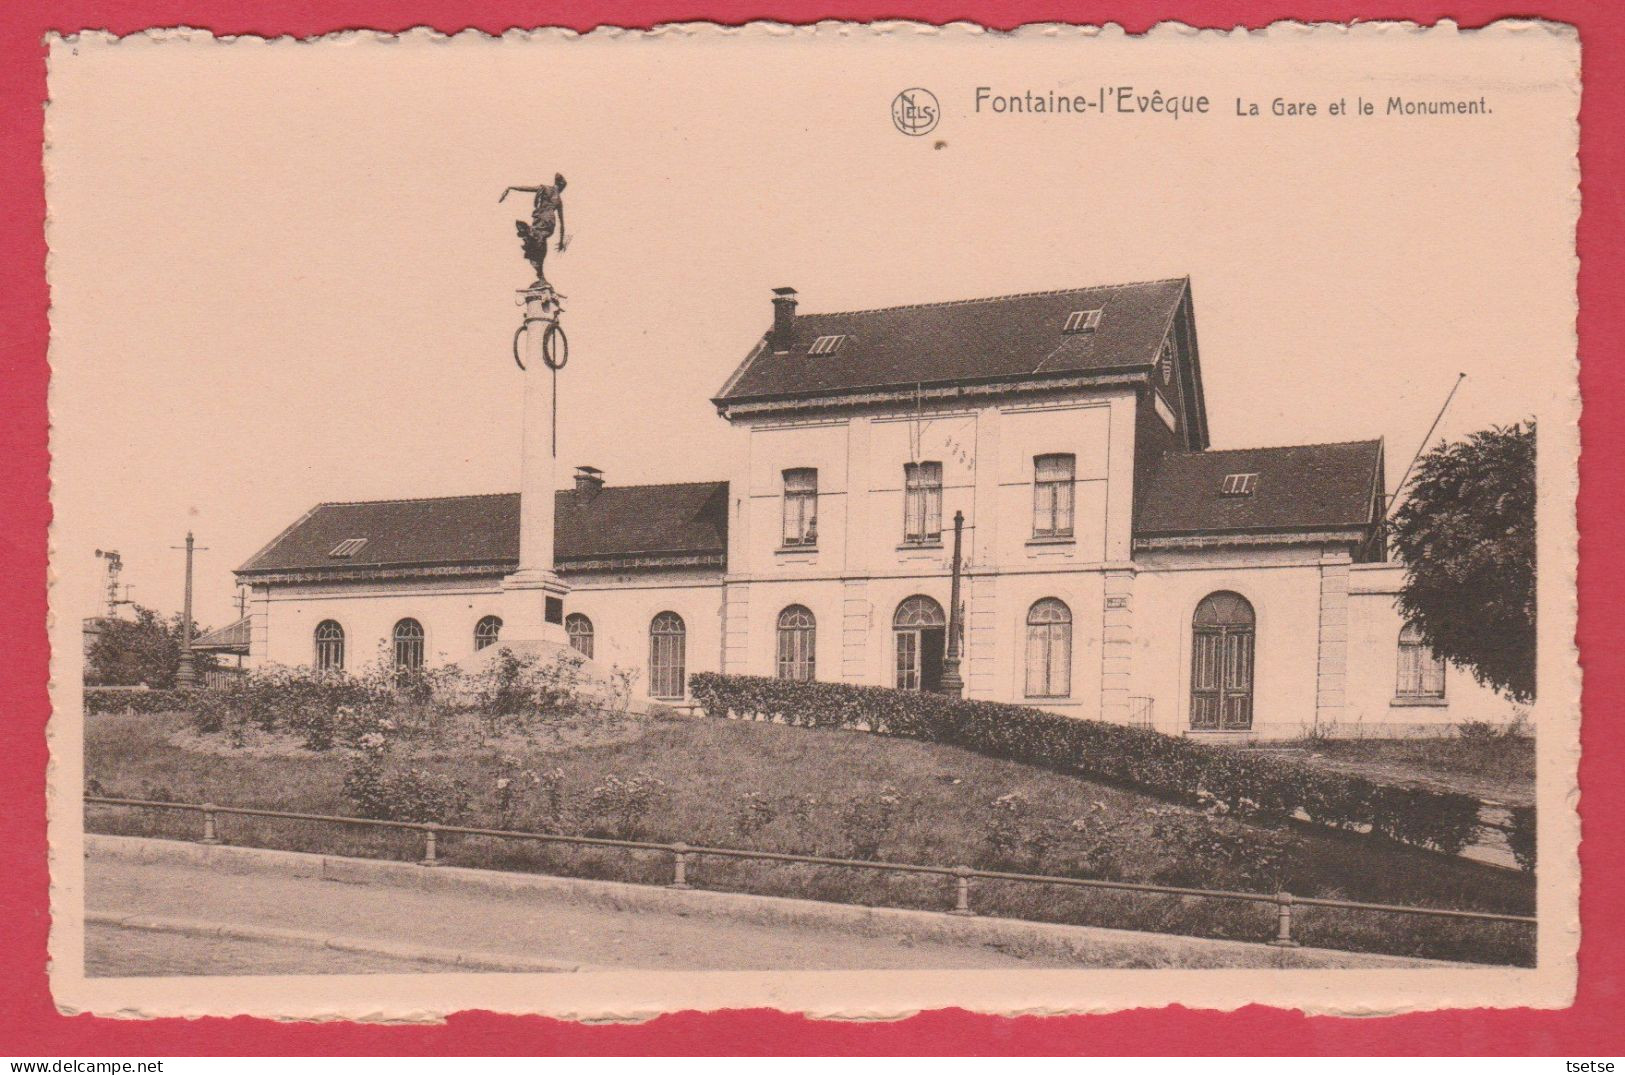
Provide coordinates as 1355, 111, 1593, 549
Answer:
1283, 738, 1535, 806
86, 711, 1535, 965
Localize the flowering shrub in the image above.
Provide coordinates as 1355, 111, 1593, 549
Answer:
190, 663, 389, 744
981, 792, 1057, 868
583, 772, 670, 840
467, 648, 590, 725
490, 754, 566, 830
689, 673, 1484, 856
837, 784, 902, 860
341, 753, 470, 824
731, 791, 778, 839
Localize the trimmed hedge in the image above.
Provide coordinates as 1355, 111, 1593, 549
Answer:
85, 687, 198, 715
689, 673, 1484, 856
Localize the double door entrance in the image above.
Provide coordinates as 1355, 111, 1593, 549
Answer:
1189, 591, 1256, 731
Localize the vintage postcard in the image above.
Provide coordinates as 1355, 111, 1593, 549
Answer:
44, 20, 1580, 1020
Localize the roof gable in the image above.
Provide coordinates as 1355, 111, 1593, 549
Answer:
715, 278, 1191, 407
1134, 440, 1384, 538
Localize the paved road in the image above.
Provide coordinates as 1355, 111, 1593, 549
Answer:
87, 856, 1068, 976
87, 923, 462, 977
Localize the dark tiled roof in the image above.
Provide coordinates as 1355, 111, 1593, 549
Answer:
715, 278, 1190, 404
1135, 440, 1384, 536
238, 482, 728, 576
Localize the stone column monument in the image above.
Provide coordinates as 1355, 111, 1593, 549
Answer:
497, 175, 572, 650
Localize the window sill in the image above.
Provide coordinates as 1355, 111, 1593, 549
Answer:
1391, 695, 1449, 708
897, 541, 943, 552
1025, 695, 1073, 702
1027, 536, 1076, 548
775, 545, 819, 555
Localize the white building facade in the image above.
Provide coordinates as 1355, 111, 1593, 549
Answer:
235, 278, 1517, 739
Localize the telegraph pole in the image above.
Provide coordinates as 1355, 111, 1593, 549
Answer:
938, 510, 966, 698
171, 531, 207, 688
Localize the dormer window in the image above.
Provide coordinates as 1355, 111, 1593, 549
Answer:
1062, 309, 1102, 335
1221, 473, 1258, 497
809, 334, 846, 355
328, 538, 368, 558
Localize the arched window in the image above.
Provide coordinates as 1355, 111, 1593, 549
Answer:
776, 605, 816, 681
649, 612, 686, 699
566, 613, 594, 659
314, 620, 345, 671
474, 615, 502, 651
392, 617, 425, 671
1397, 623, 1446, 699
893, 595, 946, 691
1190, 592, 1254, 730
1025, 598, 1072, 698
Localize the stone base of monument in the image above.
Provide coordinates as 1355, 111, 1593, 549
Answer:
460, 638, 652, 715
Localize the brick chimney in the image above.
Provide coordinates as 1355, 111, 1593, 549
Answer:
574, 465, 604, 499
771, 287, 798, 352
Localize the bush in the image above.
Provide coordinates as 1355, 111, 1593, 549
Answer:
1507, 805, 1536, 873
84, 687, 198, 715
583, 772, 670, 840
689, 673, 1484, 856
466, 648, 595, 733
982, 792, 1055, 869
837, 785, 901, 860
341, 753, 470, 824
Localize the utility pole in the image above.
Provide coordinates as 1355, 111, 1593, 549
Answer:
937, 510, 966, 698
171, 531, 208, 688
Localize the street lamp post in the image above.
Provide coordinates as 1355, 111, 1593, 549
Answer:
938, 510, 966, 698
173, 531, 204, 689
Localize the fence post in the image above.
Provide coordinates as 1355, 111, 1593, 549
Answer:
420, 823, 439, 867
1269, 891, 1300, 948
669, 843, 692, 889
949, 867, 975, 916
198, 804, 221, 845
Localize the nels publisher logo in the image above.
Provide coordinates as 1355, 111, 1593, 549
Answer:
891, 88, 940, 136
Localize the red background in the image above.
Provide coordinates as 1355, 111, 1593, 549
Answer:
2, 0, 1618, 1056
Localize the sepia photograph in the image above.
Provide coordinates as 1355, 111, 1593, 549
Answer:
42, 21, 1579, 1020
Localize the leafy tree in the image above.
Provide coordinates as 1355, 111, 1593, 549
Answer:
1388, 420, 1535, 701
86, 605, 216, 688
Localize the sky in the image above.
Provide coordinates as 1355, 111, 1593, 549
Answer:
44, 23, 1578, 631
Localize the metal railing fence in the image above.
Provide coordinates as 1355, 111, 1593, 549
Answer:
85, 795, 1535, 953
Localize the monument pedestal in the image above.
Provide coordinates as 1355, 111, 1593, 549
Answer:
501, 568, 571, 648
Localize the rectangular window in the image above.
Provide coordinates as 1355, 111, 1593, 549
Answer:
1032, 454, 1076, 538
903, 461, 943, 543
1024, 623, 1072, 697
782, 468, 818, 546
1397, 632, 1447, 699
